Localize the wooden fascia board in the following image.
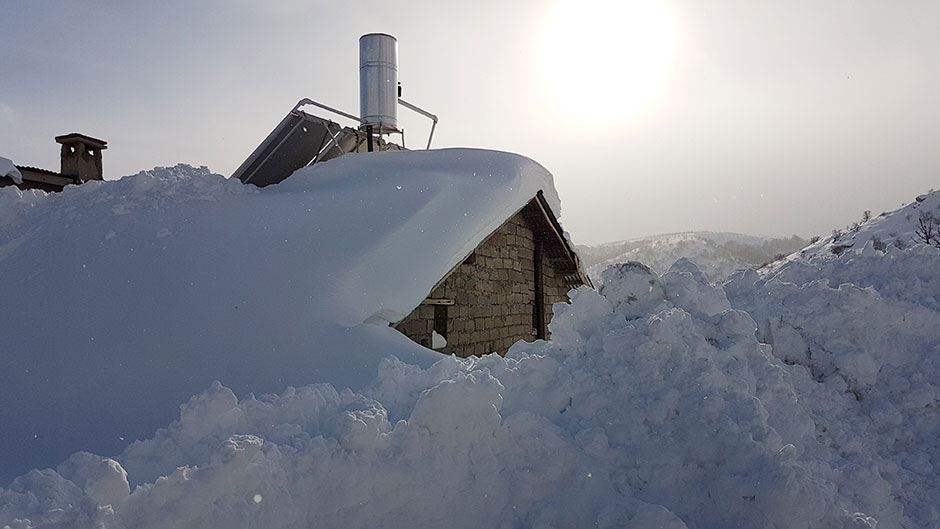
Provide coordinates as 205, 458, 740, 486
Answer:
529, 193, 572, 260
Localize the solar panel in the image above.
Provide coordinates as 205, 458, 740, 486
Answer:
232, 109, 360, 187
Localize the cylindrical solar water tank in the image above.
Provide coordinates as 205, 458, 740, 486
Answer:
359, 33, 398, 133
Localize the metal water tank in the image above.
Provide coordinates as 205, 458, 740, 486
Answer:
359, 33, 398, 133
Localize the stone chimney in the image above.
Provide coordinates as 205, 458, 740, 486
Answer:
55, 133, 107, 182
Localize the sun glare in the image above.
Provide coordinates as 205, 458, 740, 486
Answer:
540, 0, 678, 124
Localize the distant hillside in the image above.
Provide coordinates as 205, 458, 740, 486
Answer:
578, 232, 808, 283
775, 189, 940, 267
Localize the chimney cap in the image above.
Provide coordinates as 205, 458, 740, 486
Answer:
55, 133, 108, 150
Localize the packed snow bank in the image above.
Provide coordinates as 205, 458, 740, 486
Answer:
721, 190, 940, 528
0, 260, 881, 529
0, 149, 558, 483
0, 157, 23, 184
724, 249, 940, 527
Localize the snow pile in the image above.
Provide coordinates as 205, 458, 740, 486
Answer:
0, 157, 23, 185
579, 231, 808, 283
1, 259, 887, 529
3, 152, 936, 527
0, 149, 556, 482
724, 247, 940, 527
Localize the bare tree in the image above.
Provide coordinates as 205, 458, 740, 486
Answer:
914, 211, 940, 248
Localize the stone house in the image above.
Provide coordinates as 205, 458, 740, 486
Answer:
235, 103, 593, 358
393, 190, 590, 357
0, 133, 107, 192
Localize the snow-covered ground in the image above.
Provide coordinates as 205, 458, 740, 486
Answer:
1, 155, 938, 528
781, 189, 940, 264
578, 231, 808, 283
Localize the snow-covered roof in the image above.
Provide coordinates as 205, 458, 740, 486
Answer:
0, 156, 23, 184
0, 148, 564, 481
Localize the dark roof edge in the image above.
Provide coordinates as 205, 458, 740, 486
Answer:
15, 165, 81, 184
531, 191, 593, 288
15, 164, 64, 177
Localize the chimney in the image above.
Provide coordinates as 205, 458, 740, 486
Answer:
55, 133, 108, 182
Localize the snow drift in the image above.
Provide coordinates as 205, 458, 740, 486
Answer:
6, 232, 938, 526
723, 190, 940, 528
2, 153, 937, 528
0, 149, 558, 482
1, 258, 885, 529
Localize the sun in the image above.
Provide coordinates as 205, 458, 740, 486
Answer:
540, 0, 678, 124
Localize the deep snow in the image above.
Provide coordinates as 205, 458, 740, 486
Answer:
1, 255, 910, 529
1, 155, 938, 528
0, 149, 557, 482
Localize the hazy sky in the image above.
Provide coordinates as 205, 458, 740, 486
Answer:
2, 0, 939, 244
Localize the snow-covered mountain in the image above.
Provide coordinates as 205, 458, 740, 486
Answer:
776, 189, 940, 265
1, 157, 938, 529
578, 231, 808, 283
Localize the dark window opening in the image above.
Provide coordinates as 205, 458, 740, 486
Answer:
533, 238, 546, 339
433, 305, 448, 348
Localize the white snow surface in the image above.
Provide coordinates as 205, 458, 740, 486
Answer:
3, 255, 913, 529
0, 157, 23, 185
2, 160, 938, 528
721, 193, 940, 528
0, 149, 558, 483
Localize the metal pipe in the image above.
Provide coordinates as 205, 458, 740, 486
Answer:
426, 120, 437, 150
398, 98, 439, 149
293, 98, 363, 125
310, 126, 347, 166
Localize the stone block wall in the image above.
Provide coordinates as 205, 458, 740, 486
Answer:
395, 209, 572, 357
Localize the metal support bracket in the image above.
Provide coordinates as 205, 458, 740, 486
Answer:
398, 98, 439, 149
294, 98, 363, 124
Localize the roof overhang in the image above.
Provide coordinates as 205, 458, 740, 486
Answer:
411, 191, 593, 316
521, 191, 593, 289
8, 165, 81, 190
